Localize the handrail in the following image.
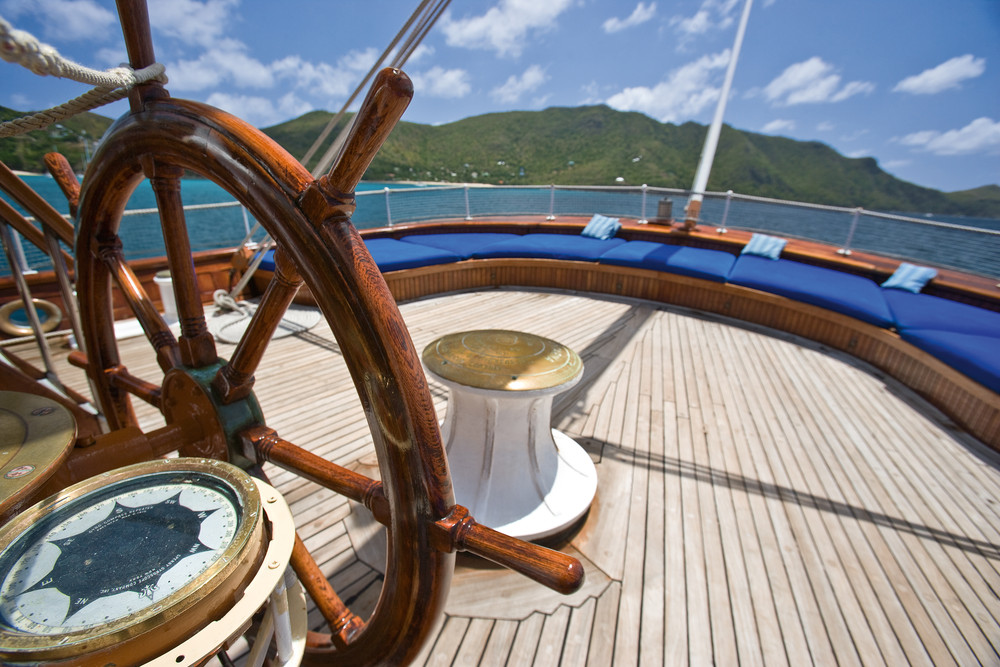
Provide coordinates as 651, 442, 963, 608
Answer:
3, 181, 999, 280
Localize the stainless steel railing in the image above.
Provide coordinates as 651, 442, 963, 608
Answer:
358, 184, 1000, 278
4, 182, 1000, 279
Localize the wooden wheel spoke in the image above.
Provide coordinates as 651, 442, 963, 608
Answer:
244, 425, 584, 595
96, 236, 180, 372
104, 364, 162, 407
242, 425, 390, 522
290, 534, 365, 649
147, 162, 217, 368
214, 246, 304, 404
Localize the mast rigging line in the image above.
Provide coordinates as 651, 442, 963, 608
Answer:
303, 0, 452, 177
684, 0, 753, 227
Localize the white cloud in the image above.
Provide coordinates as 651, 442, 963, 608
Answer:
893, 54, 986, 95
831, 80, 875, 101
148, 0, 238, 48
167, 42, 377, 105
166, 40, 274, 91
439, 0, 575, 57
94, 46, 126, 67
410, 66, 472, 99
764, 57, 874, 105
839, 128, 868, 142
606, 50, 730, 122
404, 44, 435, 66
897, 117, 1000, 156
816, 121, 834, 132
881, 159, 911, 170
491, 65, 548, 103
845, 149, 871, 159
206, 90, 312, 127
762, 119, 795, 134
670, 0, 739, 36
9, 92, 30, 108
2, 0, 115, 41
271, 49, 378, 99
603, 2, 657, 34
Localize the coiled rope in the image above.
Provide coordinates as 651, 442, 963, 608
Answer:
0, 16, 166, 138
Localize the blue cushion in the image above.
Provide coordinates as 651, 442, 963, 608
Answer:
599, 241, 735, 283
661, 246, 738, 283
884, 289, 1000, 336
363, 237, 462, 272
900, 328, 1000, 393
581, 214, 621, 240
729, 255, 894, 327
471, 233, 626, 261
597, 240, 669, 270
881, 262, 937, 292
400, 233, 521, 259
258, 248, 277, 272
741, 233, 787, 260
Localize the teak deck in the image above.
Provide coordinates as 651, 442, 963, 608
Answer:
16, 288, 1000, 665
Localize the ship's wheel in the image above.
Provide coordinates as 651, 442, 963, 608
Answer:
66, 6, 582, 665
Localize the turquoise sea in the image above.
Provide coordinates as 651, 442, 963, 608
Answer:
3, 174, 999, 279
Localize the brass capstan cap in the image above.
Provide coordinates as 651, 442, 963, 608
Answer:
422, 330, 582, 391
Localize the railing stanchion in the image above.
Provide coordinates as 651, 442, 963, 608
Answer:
0, 221, 62, 389
717, 190, 733, 234
546, 184, 556, 221
638, 184, 648, 224
384, 187, 393, 227
464, 184, 472, 221
9, 228, 35, 275
839, 207, 862, 255
241, 205, 251, 237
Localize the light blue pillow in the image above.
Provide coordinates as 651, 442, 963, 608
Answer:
741, 233, 787, 260
881, 262, 937, 293
581, 214, 621, 240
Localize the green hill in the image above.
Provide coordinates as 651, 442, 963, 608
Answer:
267, 105, 997, 217
0, 107, 113, 174
946, 185, 1000, 218
2, 104, 997, 217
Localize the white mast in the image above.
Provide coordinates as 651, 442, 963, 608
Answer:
683, 0, 753, 229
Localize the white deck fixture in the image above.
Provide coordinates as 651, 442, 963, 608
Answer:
422, 330, 598, 541
684, 0, 754, 228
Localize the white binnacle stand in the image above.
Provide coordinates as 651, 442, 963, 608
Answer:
423, 330, 598, 541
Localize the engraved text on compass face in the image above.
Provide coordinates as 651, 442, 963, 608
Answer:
0, 482, 240, 635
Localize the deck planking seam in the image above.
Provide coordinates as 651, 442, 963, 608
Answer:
769, 338, 947, 666
706, 321, 798, 666
760, 332, 980, 662
723, 325, 842, 665
697, 318, 768, 667
752, 331, 914, 666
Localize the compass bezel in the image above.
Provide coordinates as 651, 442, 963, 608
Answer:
0, 458, 266, 664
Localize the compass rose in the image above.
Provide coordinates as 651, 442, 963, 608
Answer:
23, 493, 220, 622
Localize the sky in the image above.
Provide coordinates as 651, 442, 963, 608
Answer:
2, 0, 998, 193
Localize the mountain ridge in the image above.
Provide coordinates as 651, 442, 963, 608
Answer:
2, 104, 996, 217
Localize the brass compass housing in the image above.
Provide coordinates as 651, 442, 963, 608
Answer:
0, 458, 267, 665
